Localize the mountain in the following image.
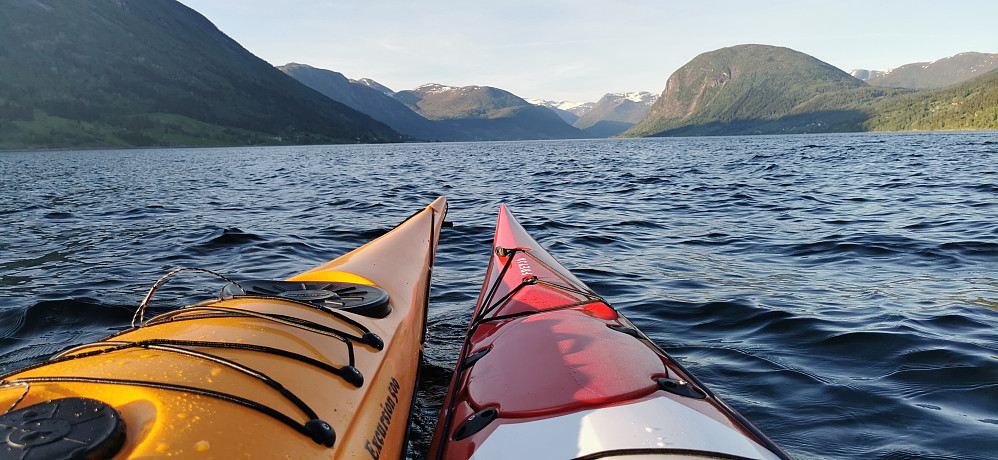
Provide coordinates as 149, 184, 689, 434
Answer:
0, 0, 398, 150
352, 78, 396, 97
525, 99, 581, 124
623, 44, 906, 137
850, 69, 887, 80
573, 92, 657, 137
864, 52, 998, 90
527, 99, 606, 124
527, 95, 656, 137
278, 63, 455, 141
280, 65, 589, 141
864, 68, 998, 132
561, 102, 597, 118
395, 85, 588, 140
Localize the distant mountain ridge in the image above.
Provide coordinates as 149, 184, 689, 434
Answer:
849, 69, 887, 80
527, 99, 596, 117
280, 67, 589, 141
525, 99, 585, 124
865, 67, 998, 131
573, 92, 657, 137
277, 63, 454, 141
394, 84, 587, 140
0, 0, 398, 149
527, 94, 657, 137
863, 52, 998, 89
395, 84, 522, 120
352, 78, 396, 96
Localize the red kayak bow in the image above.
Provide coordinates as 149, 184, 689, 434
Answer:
429, 203, 790, 460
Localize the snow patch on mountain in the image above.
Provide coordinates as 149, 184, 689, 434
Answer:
351, 78, 396, 96
527, 99, 596, 116
605, 92, 658, 104
415, 83, 462, 94
529, 92, 656, 117
849, 69, 889, 80
527, 99, 590, 110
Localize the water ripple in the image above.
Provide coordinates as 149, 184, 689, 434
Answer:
1, 133, 996, 459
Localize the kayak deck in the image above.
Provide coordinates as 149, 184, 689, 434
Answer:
430, 204, 788, 460
0, 197, 447, 459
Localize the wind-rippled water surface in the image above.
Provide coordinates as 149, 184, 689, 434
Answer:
1, 133, 996, 459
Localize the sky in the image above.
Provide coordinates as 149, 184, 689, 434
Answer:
176, 0, 998, 103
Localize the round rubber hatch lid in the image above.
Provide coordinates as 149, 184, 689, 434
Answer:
0, 397, 125, 460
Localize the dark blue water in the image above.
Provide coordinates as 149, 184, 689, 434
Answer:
1, 133, 996, 459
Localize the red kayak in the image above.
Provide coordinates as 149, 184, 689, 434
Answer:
429, 204, 790, 460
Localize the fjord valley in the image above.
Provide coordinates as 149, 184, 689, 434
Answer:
279, 64, 603, 141
2, 2, 997, 459
1, 1, 996, 150
288, 45, 995, 141
391, 83, 587, 141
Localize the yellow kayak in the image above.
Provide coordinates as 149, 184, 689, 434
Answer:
0, 197, 447, 459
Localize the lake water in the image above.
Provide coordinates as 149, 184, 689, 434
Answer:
1, 133, 996, 459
